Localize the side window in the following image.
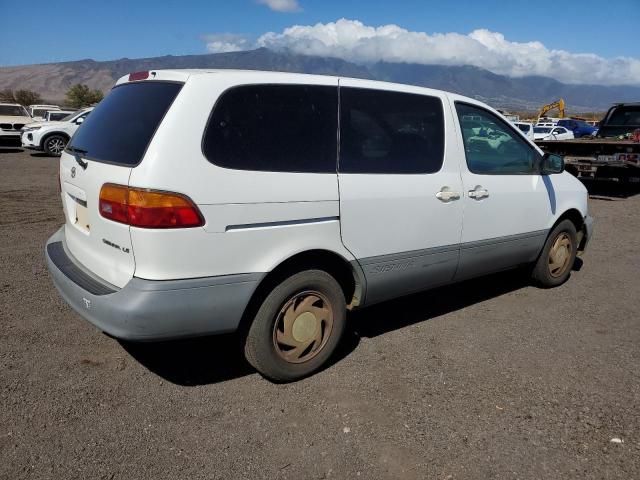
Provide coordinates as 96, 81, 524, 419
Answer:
456, 103, 540, 175
339, 88, 444, 174
552, 128, 564, 134
203, 84, 338, 173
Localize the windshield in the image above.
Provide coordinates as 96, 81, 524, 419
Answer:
0, 105, 29, 116
33, 109, 49, 117
516, 124, 530, 132
60, 112, 76, 122
49, 112, 71, 121
534, 127, 551, 133
68, 81, 182, 166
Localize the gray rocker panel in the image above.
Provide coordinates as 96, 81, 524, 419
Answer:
356, 230, 548, 306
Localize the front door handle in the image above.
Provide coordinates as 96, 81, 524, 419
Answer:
435, 188, 460, 202
468, 187, 489, 200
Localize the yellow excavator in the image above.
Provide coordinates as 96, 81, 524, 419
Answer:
537, 99, 566, 122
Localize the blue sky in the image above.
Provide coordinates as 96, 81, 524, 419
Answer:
2, 0, 638, 84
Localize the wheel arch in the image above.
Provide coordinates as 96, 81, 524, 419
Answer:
552, 208, 587, 251
40, 131, 70, 149
238, 249, 365, 337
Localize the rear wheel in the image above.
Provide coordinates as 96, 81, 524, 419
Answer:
244, 270, 346, 382
531, 220, 577, 288
43, 135, 67, 156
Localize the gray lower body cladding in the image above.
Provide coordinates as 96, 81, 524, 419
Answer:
45, 227, 263, 341
455, 230, 548, 282
357, 230, 549, 306
358, 245, 460, 305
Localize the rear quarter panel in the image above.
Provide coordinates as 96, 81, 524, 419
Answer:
128, 72, 355, 280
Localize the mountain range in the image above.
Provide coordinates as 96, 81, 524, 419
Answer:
1, 48, 639, 112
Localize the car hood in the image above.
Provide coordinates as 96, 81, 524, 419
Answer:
23, 120, 65, 129
0, 115, 33, 124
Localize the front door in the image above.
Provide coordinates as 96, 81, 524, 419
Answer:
452, 101, 553, 281
338, 81, 464, 305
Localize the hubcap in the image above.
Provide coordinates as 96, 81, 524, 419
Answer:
273, 291, 334, 364
548, 232, 572, 278
48, 138, 65, 155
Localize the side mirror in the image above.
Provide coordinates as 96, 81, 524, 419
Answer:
540, 153, 564, 175
75, 117, 84, 125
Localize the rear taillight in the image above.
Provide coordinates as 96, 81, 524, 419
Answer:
99, 184, 204, 228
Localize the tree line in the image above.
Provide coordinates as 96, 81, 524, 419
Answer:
0, 84, 104, 109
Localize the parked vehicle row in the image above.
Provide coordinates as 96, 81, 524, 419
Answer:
0, 102, 85, 150
536, 102, 640, 182
45, 69, 592, 381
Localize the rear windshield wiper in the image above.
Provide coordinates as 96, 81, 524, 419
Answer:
66, 146, 89, 169
66, 145, 88, 155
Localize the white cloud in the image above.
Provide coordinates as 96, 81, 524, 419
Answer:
257, 0, 301, 13
201, 34, 251, 53
251, 19, 640, 86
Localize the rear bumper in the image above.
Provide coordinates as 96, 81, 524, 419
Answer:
45, 227, 263, 341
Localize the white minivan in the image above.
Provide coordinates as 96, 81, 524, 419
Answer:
46, 70, 593, 381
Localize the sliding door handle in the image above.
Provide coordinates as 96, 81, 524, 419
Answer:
435, 188, 460, 202
468, 187, 489, 200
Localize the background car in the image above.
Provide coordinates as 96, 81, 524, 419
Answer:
557, 118, 598, 138
514, 121, 535, 140
21, 107, 92, 155
0, 103, 33, 146
28, 104, 60, 121
533, 126, 574, 141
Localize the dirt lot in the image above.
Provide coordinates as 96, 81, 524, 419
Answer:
1, 147, 639, 480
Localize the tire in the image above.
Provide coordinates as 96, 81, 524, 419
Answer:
43, 135, 67, 156
531, 219, 578, 288
244, 270, 346, 382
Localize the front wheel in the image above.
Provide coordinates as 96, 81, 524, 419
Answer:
43, 135, 67, 156
244, 270, 346, 382
531, 220, 578, 288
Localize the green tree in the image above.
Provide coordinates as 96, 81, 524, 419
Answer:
14, 89, 42, 106
0, 89, 43, 106
65, 84, 104, 108
0, 89, 16, 102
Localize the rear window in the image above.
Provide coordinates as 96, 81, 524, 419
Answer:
68, 81, 182, 166
607, 106, 640, 126
203, 84, 338, 173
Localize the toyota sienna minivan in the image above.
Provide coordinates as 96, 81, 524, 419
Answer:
46, 70, 593, 381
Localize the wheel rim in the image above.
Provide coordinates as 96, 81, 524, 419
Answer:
272, 290, 334, 364
548, 232, 573, 278
47, 138, 65, 154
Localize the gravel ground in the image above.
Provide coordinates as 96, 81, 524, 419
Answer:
1, 148, 639, 480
